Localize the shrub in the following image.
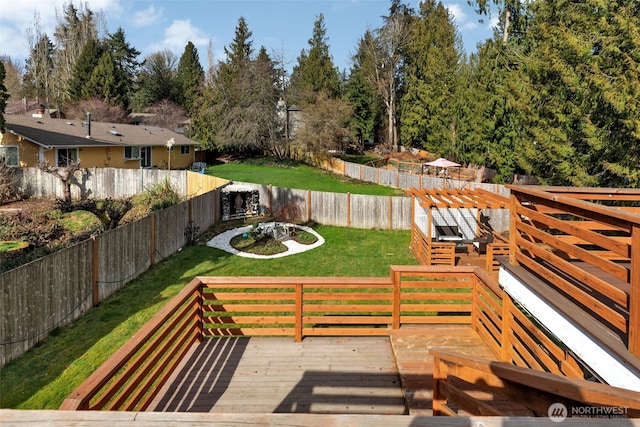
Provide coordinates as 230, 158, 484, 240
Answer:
139, 179, 181, 212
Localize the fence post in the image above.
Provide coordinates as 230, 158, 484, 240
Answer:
347, 192, 351, 227
150, 213, 156, 266
629, 225, 640, 357
92, 235, 99, 307
295, 283, 303, 342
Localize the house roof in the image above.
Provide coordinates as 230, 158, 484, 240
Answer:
4, 115, 197, 149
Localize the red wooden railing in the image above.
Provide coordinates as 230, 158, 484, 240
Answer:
507, 186, 640, 356
60, 265, 585, 411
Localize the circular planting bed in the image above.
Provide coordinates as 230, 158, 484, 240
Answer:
207, 222, 324, 259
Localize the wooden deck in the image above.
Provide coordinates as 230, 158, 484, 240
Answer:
148, 324, 517, 417
389, 324, 497, 416
149, 336, 408, 414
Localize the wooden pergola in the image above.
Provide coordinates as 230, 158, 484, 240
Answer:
407, 187, 510, 240
407, 188, 509, 265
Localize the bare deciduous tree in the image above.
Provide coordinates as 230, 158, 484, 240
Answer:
0, 162, 18, 204
38, 160, 83, 203
65, 98, 129, 123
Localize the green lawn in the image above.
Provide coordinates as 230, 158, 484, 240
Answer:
207, 157, 404, 196
0, 224, 417, 409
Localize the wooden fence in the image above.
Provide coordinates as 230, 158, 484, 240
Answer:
0, 188, 223, 367
59, 265, 588, 411
234, 181, 413, 230
325, 157, 536, 189
15, 168, 227, 199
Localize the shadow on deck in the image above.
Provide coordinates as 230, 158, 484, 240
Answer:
149, 336, 407, 415
149, 324, 524, 417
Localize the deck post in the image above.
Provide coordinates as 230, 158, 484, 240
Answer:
501, 290, 511, 363
509, 193, 518, 266
392, 268, 401, 329
432, 353, 446, 416
295, 283, 303, 342
629, 225, 640, 356
196, 280, 204, 341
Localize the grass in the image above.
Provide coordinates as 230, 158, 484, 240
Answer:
0, 241, 29, 251
0, 224, 417, 409
207, 157, 404, 196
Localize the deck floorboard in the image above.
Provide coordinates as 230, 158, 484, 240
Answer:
389, 324, 513, 416
149, 336, 407, 415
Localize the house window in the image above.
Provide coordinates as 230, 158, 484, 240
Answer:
0, 146, 19, 167
56, 148, 78, 167
124, 146, 141, 159
180, 146, 190, 155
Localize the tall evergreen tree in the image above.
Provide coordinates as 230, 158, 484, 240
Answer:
51, 1, 101, 108
289, 13, 341, 103
399, 0, 462, 156
517, 0, 640, 186
193, 17, 257, 151
83, 51, 128, 108
68, 38, 104, 102
104, 27, 140, 109
175, 41, 204, 115
131, 50, 178, 110
223, 17, 253, 71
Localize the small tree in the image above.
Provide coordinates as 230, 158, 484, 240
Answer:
0, 161, 17, 203
38, 161, 83, 203
293, 92, 353, 164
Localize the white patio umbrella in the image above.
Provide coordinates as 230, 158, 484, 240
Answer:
424, 157, 462, 181
425, 157, 461, 168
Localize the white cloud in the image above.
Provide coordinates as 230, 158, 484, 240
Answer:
0, 0, 123, 60
148, 19, 210, 54
446, 3, 468, 23
131, 5, 164, 28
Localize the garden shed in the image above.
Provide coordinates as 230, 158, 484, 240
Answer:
407, 188, 509, 265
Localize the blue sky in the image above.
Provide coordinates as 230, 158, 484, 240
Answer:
0, 0, 498, 73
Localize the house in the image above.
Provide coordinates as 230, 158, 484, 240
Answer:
0, 114, 198, 169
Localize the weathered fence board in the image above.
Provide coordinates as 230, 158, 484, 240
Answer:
155, 202, 190, 260
0, 240, 93, 366
17, 168, 189, 200
190, 190, 219, 232
98, 217, 152, 301
310, 191, 350, 227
